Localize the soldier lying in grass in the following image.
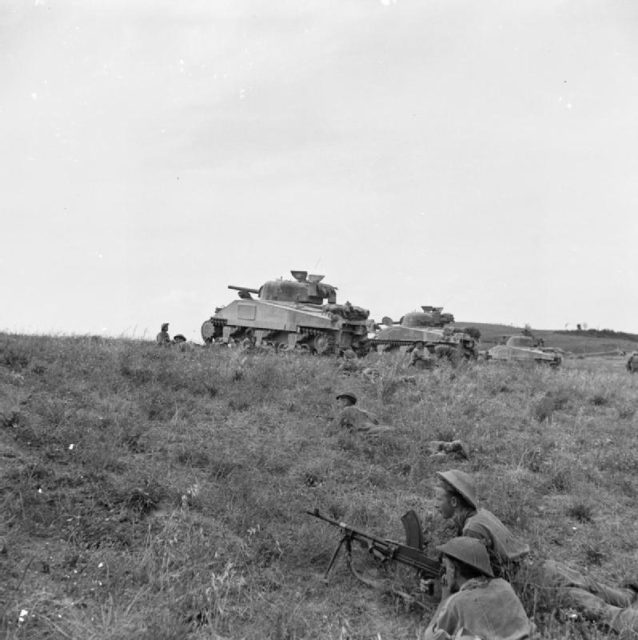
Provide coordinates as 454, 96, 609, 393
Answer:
434, 469, 638, 635
334, 392, 392, 436
422, 537, 534, 640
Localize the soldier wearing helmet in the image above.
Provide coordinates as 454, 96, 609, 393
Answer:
409, 340, 434, 370
435, 469, 529, 579
335, 391, 358, 408
333, 392, 392, 436
156, 323, 171, 345
435, 469, 638, 634
423, 537, 533, 640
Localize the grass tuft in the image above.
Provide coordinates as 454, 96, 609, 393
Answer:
566, 502, 593, 523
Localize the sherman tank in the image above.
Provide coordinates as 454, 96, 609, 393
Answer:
486, 335, 562, 367
201, 270, 370, 354
371, 306, 478, 361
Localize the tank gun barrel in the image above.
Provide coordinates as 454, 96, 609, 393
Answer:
228, 285, 260, 295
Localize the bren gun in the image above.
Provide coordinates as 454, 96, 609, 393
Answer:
307, 508, 440, 606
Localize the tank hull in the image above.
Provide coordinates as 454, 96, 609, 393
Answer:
202, 299, 369, 354
487, 342, 561, 366
371, 325, 478, 360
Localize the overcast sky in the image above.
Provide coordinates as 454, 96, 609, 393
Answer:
2, 0, 637, 339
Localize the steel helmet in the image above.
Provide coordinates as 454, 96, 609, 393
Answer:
336, 391, 357, 404
436, 469, 478, 509
436, 537, 494, 578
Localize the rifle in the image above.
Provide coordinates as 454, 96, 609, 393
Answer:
307, 508, 440, 605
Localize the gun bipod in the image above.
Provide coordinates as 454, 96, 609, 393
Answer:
322, 531, 426, 610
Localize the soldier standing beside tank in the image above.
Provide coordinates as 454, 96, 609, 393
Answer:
156, 323, 171, 345
409, 341, 434, 370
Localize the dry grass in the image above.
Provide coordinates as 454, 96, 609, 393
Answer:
1, 332, 637, 639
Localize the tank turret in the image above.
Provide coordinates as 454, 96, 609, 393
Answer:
227, 271, 337, 305
382, 306, 455, 328
402, 306, 454, 328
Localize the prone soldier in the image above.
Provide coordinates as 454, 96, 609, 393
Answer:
422, 537, 534, 640
433, 469, 638, 634
334, 392, 392, 436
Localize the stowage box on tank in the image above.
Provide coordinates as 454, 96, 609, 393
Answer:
201, 270, 370, 355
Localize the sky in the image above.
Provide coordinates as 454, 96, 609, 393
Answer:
2, 0, 637, 340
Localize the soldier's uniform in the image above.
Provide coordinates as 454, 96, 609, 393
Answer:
438, 470, 638, 634
334, 392, 392, 436
410, 343, 434, 370
424, 577, 533, 640
337, 405, 382, 433
423, 537, 534, 640
156, 323, 171, 345
457, 508, 530, 579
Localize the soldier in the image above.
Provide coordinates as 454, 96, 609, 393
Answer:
627, 352, 638, 373
423, 537, 534, 640
156, 323, 170, 345
409, 341, 434, 370
334, 392, 391, 435
434, 469, 638, 634
337, 349, 361, 375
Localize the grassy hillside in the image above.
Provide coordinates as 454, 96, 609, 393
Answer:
454, 322, 638, 355
1, 333, 638, 639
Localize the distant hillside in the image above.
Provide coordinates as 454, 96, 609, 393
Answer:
453, 322, 638, 354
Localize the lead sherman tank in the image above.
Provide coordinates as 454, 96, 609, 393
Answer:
371, 306, 478, 361
201, 271, 370, 354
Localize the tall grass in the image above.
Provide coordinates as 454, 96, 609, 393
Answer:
1, 332, 636, 638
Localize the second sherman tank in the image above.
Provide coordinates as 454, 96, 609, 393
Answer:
201, 270, 370, 355
371, 306, 478, 361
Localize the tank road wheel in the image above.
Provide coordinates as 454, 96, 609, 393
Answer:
313, 334, 334, 355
